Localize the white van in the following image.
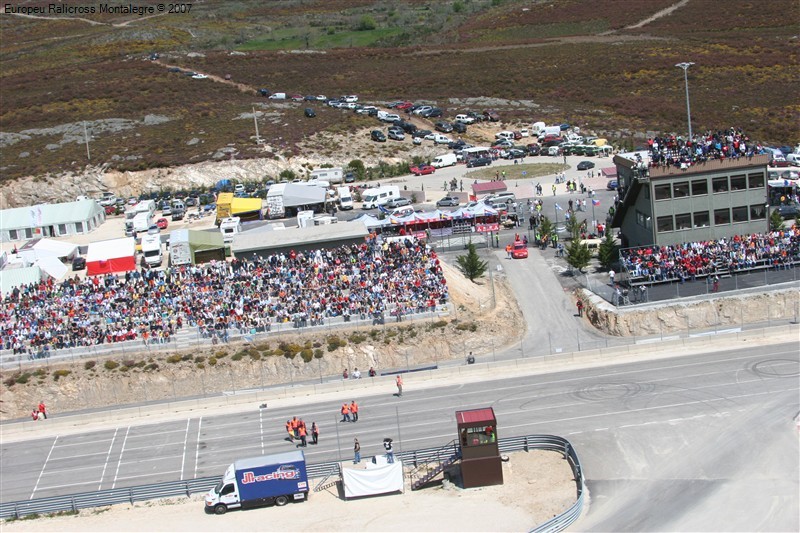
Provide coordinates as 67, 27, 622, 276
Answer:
220, 217, 242, 243
495, 131, 515, 140
786, 153, 800, 167
362, 185, 400, 209
337, 186, 353, 210
431, 153, 458, 168
268, 92, 286, 100
377, 111, 400, 122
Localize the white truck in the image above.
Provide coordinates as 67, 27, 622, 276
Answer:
220, 217, 242, 244
311, 167, 343, 184
431, 153, 458, 168
362, 185, 401, 209
336, 186, 353, 210
141, 234, 163, 267
125, 211, 152, 236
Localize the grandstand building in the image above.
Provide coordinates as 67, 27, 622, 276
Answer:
611, 153, 770, 247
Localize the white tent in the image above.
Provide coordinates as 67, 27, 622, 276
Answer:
0, 266, 42, 296
19, 238, 78, 263
35, 256, 68, 280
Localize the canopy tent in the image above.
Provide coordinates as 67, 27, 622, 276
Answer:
35, 256, 68, 280
449, 203, 499, 218
351, 214, 390, 228
472, 181, 508, 195
274, 183, 327, 207
169, 229, 226, 266
86, 237, 136, 276
0, 266, 42, 296
18, 238, 78, 263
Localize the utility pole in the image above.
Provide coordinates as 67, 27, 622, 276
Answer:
83, 121, 91, 161
252, 106, 261, 145
675, 62, 694, 141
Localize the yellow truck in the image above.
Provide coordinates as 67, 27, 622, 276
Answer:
216, 193, 263, 224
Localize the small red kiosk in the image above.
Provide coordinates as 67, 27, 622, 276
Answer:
456, 407, 503, 488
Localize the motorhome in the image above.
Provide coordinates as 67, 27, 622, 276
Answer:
140, 233, 163, 267
310, 167, 344, 184
336, 186, 353, 210
220, 217, 242, 244
361, 186, 401, 209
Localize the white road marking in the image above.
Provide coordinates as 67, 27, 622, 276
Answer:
180, 418, 190, 481
111, 426, 130, 489
259, 408, 265, 455
193, 417, 202, 479
119, 454, 184, 465
30, 436, 58, 499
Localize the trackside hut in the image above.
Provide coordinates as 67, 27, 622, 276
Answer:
168, 229, 226, 266
232, 221, 369, 258
0, 199, 105, 242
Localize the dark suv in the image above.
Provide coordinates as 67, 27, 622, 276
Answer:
435, 121, 453, 133
371, 130, 386, 142
467, 157, 492, 168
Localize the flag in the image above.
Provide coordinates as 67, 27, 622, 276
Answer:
592, 199, 601, 206
554, 203, 563, 211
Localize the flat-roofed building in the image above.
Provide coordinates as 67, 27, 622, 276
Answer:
1, 199, 105, 242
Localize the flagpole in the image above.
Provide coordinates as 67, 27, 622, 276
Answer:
592, 203, 596, 232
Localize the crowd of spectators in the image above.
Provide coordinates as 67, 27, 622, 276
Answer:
644, 127, 766, 170
0, 238, 448, 357
620, 227, 800, 284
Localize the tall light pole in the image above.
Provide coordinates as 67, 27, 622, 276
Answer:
675, 62, 694, 141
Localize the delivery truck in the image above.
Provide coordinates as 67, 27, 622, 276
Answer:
140, 233, 163, 267
204, 451, 308, 515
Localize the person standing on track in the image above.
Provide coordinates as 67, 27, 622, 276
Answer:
341, 403, 351, 422
396, 375, 403, 397
353, 438, 361, 464
298, 423, 307, 448
311, 422, 319, 445
285, 420, 294, 443
350, 400, 359, 422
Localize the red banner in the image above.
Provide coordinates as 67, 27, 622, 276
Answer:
475, 223, 499, 233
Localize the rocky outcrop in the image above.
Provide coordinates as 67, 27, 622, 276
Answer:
583, 287, 799, 336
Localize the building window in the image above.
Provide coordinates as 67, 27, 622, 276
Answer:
675, 213, 692, 230
712, 177, 729, 193
714, 208, 731, 225
24, 228, 33, 239
732, 206, 749, 223
636, 210, 652, 230
691, 179, 708, 196
75, 222, 84, 233
58, 224, 67, 235
750, 204, 767, 220
730, 175, 747, 191
748, 173, 765, 189
9, 229, 18, 240
654, 184, 671, 201
693, 211, 710, 228
657, 215, 674, 233
673, 181, 690, 198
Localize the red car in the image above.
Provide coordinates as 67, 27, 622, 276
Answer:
511, 240, 528, 259
395, 101, 414, 110
410, 164, 436, 176
104, 205, 117, 215
290, 94, 304, 102
156, 217, 169, 230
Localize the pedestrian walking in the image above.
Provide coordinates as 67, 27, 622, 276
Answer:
576, 300, 584, 317
350, 400, 359, 422
354, 438, 361, 464
396, 375, 403, 397
552, 184, 557, 196
340, 402, 351, 422
383, 438, 395, 463
311, 422, 319, 445
37, 401, 47, 419
291, 416, 300, 439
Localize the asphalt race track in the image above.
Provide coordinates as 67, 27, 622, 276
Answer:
2, 340, 798, 531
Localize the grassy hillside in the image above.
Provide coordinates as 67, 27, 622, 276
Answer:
1, 0, 797, 185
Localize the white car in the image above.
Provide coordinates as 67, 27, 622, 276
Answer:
413, 106, 433, 116
454, 114, 476, 125
192, 73, 207, 79
342, 95, 359, 103
432, 134, 452, 145
356, 105, 377, 115
315, 95, 327, 101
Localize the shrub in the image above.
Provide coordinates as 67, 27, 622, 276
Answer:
326, 336, 347, 352
144, 363, 159, 372
214, 351, 228, 359
429, 320, 448, 330
209, 357, 218, 366
348, 333, 367, 344
231, 352, 244, 361
104, 360, 119, 370
84, 360, 96, 370
122, 359, 136, 368
313, 348, 323, 359
181, 354, 193, 362
166, 355, 182, 364
455, 322, 478, 332
33, 369, 47, 377
300, 348, 314, 363
53, 369, 72, 381
249, 351, 261, 361
196, 363, 205, 369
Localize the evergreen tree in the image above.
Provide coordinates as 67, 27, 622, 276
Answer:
456, 242, 488, 282
597, 233, 618, 270
565, 215, 583, 239
566, 237, 591, 272
769, 209, 786, 232
539, 216, 554, 241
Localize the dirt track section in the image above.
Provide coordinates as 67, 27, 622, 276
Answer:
152, 60, 258, 94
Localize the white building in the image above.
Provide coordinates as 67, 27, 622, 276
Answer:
0, 199, 105, 242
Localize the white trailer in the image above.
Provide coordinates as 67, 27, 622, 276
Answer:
362, 186, 400, 209
311, 167, 343, 184
220, 217, 242, 243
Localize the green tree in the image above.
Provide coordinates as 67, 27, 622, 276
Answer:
539, 216, 554, 241
279, 169, 296, 181
565, 215, 584, 239
355, 14, 376, 31
769, 209, 785, 231
597, 233, 618, 270
453, 0, 464, 13
348, 159, 366, 181
456, 242, 488, 282
566, 238, 591, 273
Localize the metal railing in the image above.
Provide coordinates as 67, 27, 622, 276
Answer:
0, 434, 584, 532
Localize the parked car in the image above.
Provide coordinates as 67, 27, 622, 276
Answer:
414, 129, 432, 139
396, 101, 414, 110
607, 179, 619, 190
156, 218, 169, 230
410, 164, 436, 176
454, 114, 476, 125
436, 196, 460, 207
432, 133, 451, 144
371, 130, 386, 142
435, 121, 453, 133
315, 95, 327, 101
385, 197, 411, 208
466, 157, 492, 168
147, 224, 160, 235
290, 94, 304, 102
344, 172, 356, 183
504, 148, 526, 159
388, 129, 405, 141
423, 108, 443, 118
448, 139, 468, 150
577, 160, 596, 170
412, 106, 432, 116
304, 108, 316, 118
72, 256, 86, 271
492, 139, 514, 149
774, 204, 799, 219
452, 121, 467, 134
482, 110, 500, 122
104, 205, 117, 215
527, 143, 542, 156
303, 95, 317, 101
